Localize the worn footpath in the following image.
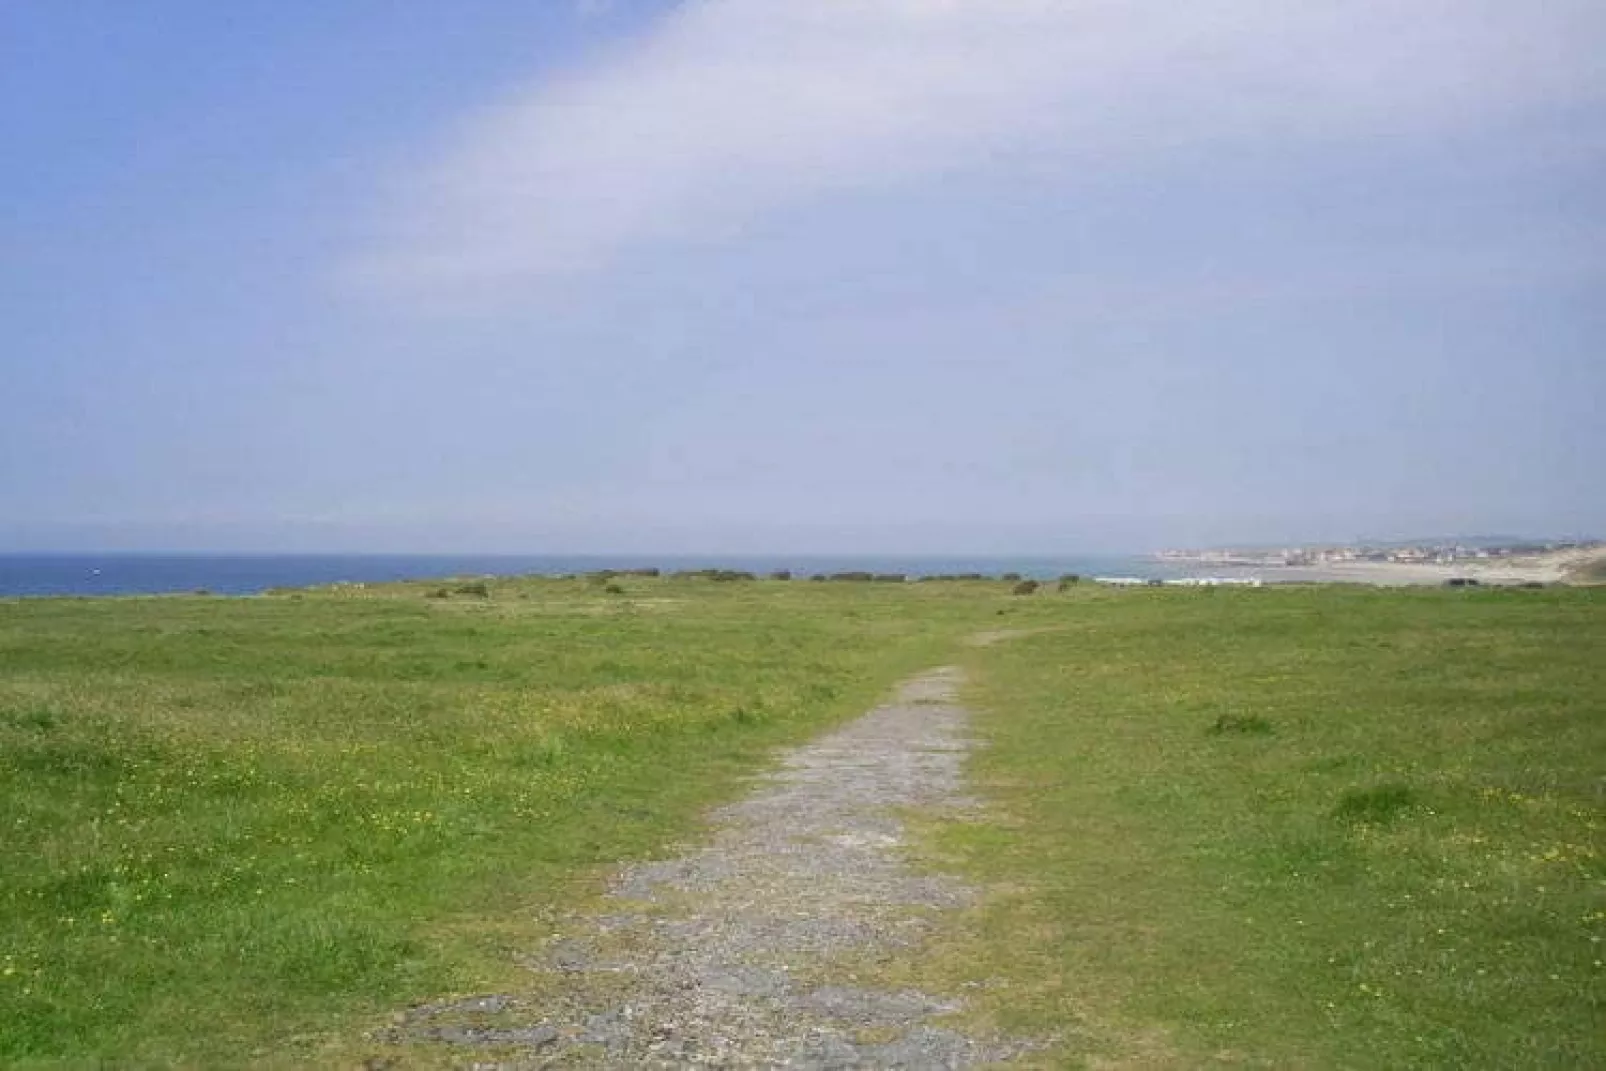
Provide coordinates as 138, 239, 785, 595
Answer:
375, 667, 1033, 1067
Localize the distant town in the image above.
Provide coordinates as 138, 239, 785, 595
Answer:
1157, 539, 1603, 567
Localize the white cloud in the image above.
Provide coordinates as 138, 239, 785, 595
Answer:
350, 0, 1605, 295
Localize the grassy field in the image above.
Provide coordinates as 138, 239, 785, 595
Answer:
3, 577, 1602, 1066
0, 575, 995, 1065
936, 585, 1606, 1067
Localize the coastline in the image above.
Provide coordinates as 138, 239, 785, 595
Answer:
0, 552, 1162, 599
1161, 545, 1606, 587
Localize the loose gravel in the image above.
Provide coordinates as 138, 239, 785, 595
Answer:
377, 667, 1030, 1068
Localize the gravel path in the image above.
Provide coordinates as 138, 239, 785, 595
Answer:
376, 666, 1030, 1068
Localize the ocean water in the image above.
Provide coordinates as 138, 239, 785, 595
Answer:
0, 553, 1177, 598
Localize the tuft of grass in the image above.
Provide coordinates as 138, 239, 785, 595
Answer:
1331, 781, 1417, 825
1, 706, 59, 731
1207, 712, 1274, 735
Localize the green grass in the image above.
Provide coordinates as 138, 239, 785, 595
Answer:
4, 577, 1603, 1066
0, 575, 1000, 1065
941, 586, 1606, 1067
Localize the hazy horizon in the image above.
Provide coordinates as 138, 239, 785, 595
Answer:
5, 2, 1603, 554
1, 530, 1597, 559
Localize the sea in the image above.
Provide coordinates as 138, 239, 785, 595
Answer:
0, 553, 1181, 598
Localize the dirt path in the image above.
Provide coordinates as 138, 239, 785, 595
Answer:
376, 667, 1030, 1067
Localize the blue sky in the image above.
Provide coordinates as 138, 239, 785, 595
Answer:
3, 1, 1603, 553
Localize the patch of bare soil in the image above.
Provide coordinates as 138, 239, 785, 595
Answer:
374, 667, 1032, 1068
